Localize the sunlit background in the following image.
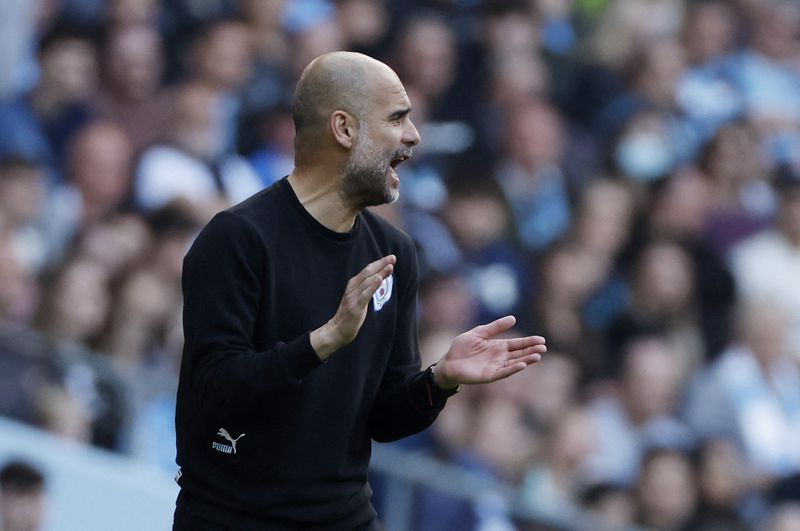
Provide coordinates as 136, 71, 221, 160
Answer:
1, 0, 800, 530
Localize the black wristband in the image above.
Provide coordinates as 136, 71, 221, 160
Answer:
427, 363, 460, 398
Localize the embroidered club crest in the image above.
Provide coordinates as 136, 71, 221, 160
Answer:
372, 274, 393, 311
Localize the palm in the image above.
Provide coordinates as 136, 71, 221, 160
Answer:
439, 316, 546, 385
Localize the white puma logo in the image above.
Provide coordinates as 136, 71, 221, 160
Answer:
212, 428, 246, 455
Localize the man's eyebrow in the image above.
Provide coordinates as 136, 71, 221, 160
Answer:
388, 107, 412, 120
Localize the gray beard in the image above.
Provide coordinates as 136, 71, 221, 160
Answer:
340, 131, 399, 209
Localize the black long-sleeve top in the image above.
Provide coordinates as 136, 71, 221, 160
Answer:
175, 178, 450, 530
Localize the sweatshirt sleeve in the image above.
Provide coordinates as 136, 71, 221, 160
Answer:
366, 240, 450, 442
181, 211, 322, 422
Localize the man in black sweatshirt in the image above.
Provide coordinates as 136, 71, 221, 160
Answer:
173, 51, 547, 530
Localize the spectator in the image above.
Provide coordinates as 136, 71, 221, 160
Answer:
0, 155, 48, 276
491, 350, 580, 431
729, 1, 800, 164
730, 164, 800, 357
586, 336, 693, 485
100, 203, 197, 368
66, 120, 135, 223
521, 407, 595, 522
634, 448, 698, 531
186, 18, 255, 158
394, 15, 480, 165
607, 237, 704, 379
441, 178, 531, 326
687, 438, 751, 531
0, 23, 97, 173
685, 300, 800, 480
0, 460, 46, 531
40, 120, 136, 264
133, 82, 261, 218
94, 24, 177, 155
495, 99, 573, 251
677, 0, 742, 143
532, 239, 606, 378
700, 121, 773, 255
581, 483, 635, 531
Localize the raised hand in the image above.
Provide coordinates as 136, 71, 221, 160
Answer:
310, 255, 396, 360
433, 316, 546, 389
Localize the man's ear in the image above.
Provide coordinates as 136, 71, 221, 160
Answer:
331, 110, 357, 149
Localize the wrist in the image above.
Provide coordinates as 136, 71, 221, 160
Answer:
431, 361, 460, 390
310, 321, 345, 361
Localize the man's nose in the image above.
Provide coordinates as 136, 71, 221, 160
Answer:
403, 120, 421, 147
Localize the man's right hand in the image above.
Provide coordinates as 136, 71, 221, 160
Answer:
310, 255, 396, 360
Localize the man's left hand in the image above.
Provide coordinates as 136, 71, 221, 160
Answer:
433, 316, 546, 389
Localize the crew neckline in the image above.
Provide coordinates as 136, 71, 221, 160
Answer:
278, 177, 361, 242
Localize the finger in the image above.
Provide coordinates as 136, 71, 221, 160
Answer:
507, 344, 547, 360
491, 361, 528, 381
472, 315, 516, 339
358, 264, 393, 302
353, 255, 396, 283
506, 336, 546, 351
514, 353, 542, 365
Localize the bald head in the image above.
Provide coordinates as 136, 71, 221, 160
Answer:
292, 52, 396, 141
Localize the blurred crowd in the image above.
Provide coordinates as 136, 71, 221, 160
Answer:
1, 0, 800, 529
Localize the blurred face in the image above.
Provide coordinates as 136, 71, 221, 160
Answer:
445, 195, 509, 250
699, 439, 744, 508
241, 0, 285, 26
623, 339, 681, 423
338, 0, 388, 48
637, 452, 697, 530
197, 23, 252, 91
71, 124, 133, 210
105, 26, 163, 100
40, 39, 96, 102
78, 215, 151, 276
108, 0, 159, 26
50, 259, 110, 341
420, 275, 477, 333
291, 21, 344, 78
550, 409, 594, 470
483, 11, 538, 56
173, 85, 223, 160
399, 19, 456, 99
515, 352, 578, 426
0, 166, 45, 226
636, 39, 686, 105
652, 168, 712, 236
341, 69, 420, 208
542, 245, 605, 305
0, 490, 45, 531
576, 181, 634, 256
683, 2, 736, 64
507, 102, 564, 170
471, 398, 537, 481
635, 242, 694, 316
705, 123, 762, 185
491, 53, 549, 107
590, 489, 635, 529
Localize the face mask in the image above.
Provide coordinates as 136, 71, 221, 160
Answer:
615, 133, 673, 181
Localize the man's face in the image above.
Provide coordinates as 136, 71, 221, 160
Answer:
340, 72, 420, 209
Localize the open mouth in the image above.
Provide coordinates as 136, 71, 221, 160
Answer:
390, 152, 411, 169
